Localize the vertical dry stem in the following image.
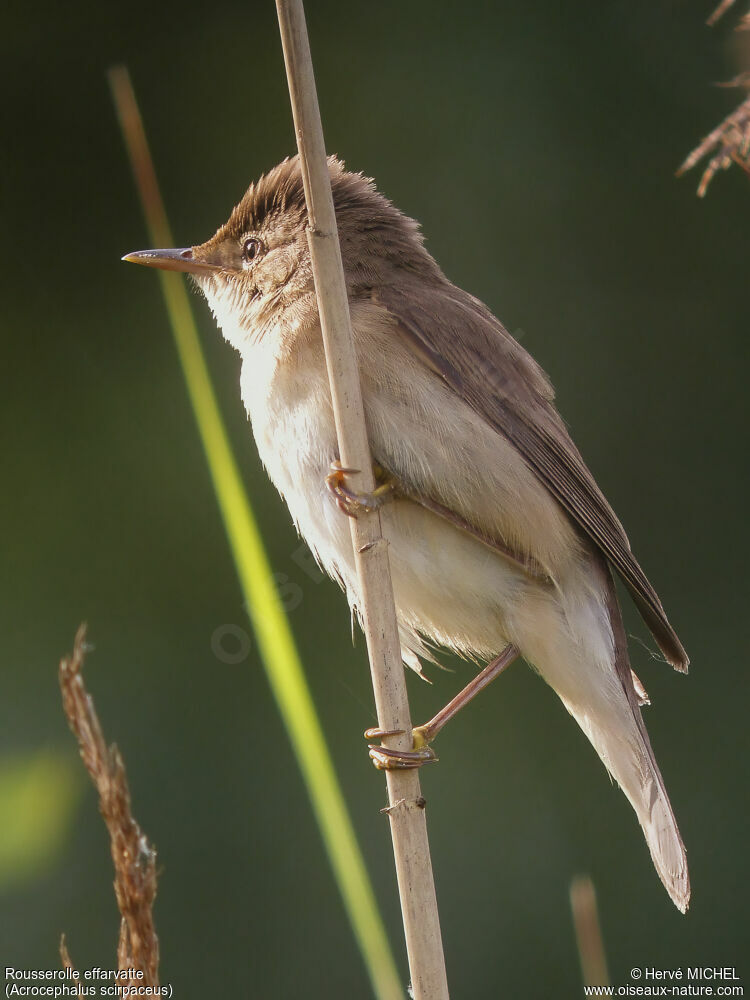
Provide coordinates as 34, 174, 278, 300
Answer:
570, 875, 610, 989
274, 2, 450, 996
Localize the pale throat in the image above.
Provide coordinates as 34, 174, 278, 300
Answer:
196, 276, 266, 353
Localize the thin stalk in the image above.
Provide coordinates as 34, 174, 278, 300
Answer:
108, 65, 403, 1000
570, 875, 610, 989
273, 5, 450, 998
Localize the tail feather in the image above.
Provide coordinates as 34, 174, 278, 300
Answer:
599, 558, 690, 912
576, 684, 690, 912
517, 556, 690, 911
575, 690, 691, 911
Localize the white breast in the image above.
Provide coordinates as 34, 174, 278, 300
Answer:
208, 291, 596, 674
239, 324, 358, 593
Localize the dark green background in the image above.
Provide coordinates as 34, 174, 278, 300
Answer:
3, 1, 748, 996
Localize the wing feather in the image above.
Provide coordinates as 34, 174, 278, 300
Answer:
372, 281, 688, 671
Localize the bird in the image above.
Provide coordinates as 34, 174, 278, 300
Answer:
125, 155, 690, 912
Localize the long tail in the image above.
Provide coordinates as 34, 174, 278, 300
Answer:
516, 556, 690, 911
601, 558, 689, 911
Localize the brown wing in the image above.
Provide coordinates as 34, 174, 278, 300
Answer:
372, 280, 688, 672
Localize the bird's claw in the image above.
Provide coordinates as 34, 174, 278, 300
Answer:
368, 744, 439, 770
364, 726, 439, 770
326, 461, 395, 518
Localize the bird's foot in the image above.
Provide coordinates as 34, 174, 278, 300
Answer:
326, 461, 396, 518
364, 726, 439, 770
364, 646, 519, 771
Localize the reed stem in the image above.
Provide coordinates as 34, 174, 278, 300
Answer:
274, 5, 450, 996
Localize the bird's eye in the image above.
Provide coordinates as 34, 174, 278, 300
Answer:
242, 237, 262, 263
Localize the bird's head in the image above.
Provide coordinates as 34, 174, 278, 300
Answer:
124, 155, 440, 354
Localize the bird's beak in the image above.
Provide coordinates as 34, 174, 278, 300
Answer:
122, 247, 221, 274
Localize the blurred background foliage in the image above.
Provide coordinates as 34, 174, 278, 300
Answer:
2, 0, 748, 996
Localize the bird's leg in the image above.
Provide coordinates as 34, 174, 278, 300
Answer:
366, 644, 520, 769
326, 461, 396, 518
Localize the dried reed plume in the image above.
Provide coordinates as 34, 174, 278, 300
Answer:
679, 0, 750, 195
59, 625, 160, 988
